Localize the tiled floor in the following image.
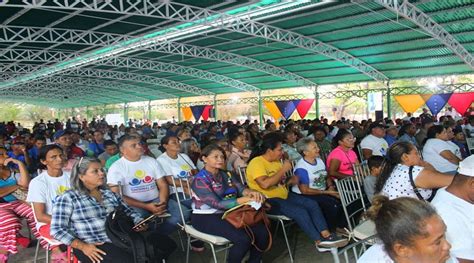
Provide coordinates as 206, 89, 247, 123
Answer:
9, 226, 358, 263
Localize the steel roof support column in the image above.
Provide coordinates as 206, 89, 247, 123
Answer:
177, 98, 182, 123
258, 91, 263, 129
386, 81, 392, 120
147, 100, 152, 121
123, 103, 129, 126
213, 95, 218, 121
313, 86, 319, 119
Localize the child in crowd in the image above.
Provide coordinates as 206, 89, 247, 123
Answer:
364, 156, 385, 203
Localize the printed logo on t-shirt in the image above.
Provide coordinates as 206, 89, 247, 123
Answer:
311, 170, 327, 189
56, 185, 70, 195
177, 164, 192, 178
129, 170, 154, 186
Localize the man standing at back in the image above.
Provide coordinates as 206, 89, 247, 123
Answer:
432, 155, 474, 263
107, 134, 179, 235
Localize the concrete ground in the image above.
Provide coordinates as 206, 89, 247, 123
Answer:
9, 224, 359, 263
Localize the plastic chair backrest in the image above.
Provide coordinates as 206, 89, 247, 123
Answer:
356, 144, 364, 162
352, 163, 370, 185
169, 177, 192, 226
335, 176, 366, 232
237, 166, 247, 186
466, 138, 474, 152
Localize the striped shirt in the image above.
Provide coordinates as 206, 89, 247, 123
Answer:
51, 189, 142, 245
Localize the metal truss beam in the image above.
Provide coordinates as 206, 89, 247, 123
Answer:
0, 1, 378, 89
38, 75, 175, 100
0, 25, 132, 46
1, 76, 160, 106
0, 28, 317, 88
99, 58, 260, 93
371, 0, 474, 71
1, 82, 108, 105
0, 70, 177, 100
64, 68, 214, 96
146, 42, 317, 87
0, 49, 260, 93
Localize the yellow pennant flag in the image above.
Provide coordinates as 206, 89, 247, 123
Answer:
394, 94, 426, 113
420, 94, 433, 102
263, 100, 283, 121
182, 107, 193, 121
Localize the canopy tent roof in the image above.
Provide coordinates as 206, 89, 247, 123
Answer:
0, 0, 473, 108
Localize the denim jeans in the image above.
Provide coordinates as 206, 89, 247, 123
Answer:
303, 194, 346, 231
132, 197, 183, 236
268, 192, 328, 241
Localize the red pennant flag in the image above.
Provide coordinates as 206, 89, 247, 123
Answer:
201, 105, 213, 121
448, 92, 474, 114
296, 99, 314, 119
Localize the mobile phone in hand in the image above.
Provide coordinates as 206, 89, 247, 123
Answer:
132, 214, 157, 230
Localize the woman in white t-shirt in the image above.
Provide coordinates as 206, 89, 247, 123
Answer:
358, 196, 458, 263
376, 141, 453, 201
156, 135, 204, 251
422, 125, 461, 174
292, 138, 345, 231
26, 144, 71, 262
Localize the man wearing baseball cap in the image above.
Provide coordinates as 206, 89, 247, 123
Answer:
432, 155, 474, 262
360, 123, 389, 160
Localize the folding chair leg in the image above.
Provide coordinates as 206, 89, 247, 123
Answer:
46, 244, 50, 263
291, 226, 299, 259
34, 241, 40, 263
210, 244, 218, 263
280, 220, 294, 263
177, 230, 185, 252
330, 247, 340, 263
185, 236, 191, 263
224, 244, 230, 262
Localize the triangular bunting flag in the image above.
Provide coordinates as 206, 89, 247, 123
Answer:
394, 94, 426, 113
296, 99, 314, 119
182, 107, 193, 121
201, 105, 213, 121
420, 94, 433, 102
263, 101, 283, 121
448, 92, 474, 114
425, 93, 452, 115
274, 100, 297, 120
191, 105, 206, 121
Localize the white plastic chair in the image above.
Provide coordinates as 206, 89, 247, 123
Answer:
466, 137, 474, 154
31, 204, 75, 263
170, 177, 232, 263
352, 163, 370, 186
336, 235, 376, 263
335, 176, 375, 242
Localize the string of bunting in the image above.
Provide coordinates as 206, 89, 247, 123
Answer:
394, 92, 474, 115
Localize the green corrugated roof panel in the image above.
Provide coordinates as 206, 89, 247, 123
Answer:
1, 0, 473, 107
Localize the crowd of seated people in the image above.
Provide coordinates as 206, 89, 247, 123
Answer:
0, 109, 472, 262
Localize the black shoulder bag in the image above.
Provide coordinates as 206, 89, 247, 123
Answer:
408, 166, 437, 202
105, 205, 156, 263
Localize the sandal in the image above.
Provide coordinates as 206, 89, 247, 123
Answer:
51, 251, 68, 263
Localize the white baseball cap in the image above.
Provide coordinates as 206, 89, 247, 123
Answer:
457, 155, 474, 177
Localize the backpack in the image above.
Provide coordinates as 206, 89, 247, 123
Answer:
105, 205, 157, 263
